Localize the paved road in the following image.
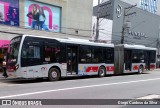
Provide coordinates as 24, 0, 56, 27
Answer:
0, 69, 160, 108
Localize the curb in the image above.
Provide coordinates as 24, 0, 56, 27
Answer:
0, 73, 4, 79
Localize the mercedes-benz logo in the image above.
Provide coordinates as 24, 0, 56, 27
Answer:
116, 4, 122, 18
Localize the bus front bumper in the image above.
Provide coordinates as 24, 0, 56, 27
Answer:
7, 72, 17, 78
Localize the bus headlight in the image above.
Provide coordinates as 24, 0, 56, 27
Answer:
15, 64, 19, 70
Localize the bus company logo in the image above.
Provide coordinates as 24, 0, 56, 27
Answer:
106, 66, 114, 71
116, 4, 122, 18
41, 67, 47, 71
2, 100, 12, 105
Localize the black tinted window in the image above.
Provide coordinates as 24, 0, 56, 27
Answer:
79, 46, 91, 63
92, 47, 103, 63
104, 48, 114, 63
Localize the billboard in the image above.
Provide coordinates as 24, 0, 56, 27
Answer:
24, 0, 61, 32
0, 0, 19, 26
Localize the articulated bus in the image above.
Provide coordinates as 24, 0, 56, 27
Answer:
6, 35, 157, 81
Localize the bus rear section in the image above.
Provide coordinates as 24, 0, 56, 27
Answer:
114, 44, 157, 74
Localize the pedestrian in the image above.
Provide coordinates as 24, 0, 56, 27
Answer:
2, 55, 8, 78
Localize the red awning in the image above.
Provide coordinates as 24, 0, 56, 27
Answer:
0, 40, 10, 48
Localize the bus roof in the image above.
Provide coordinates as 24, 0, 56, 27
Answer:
20, 35, 157, 50
22, 35, 114, 48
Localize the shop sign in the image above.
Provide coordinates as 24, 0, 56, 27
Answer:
128, 30, 147, 39
116, 4, 122, 18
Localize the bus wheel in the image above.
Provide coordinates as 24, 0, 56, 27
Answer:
98, 66, 106, 77
48, 68, 60, 81
138, 66, 144, 74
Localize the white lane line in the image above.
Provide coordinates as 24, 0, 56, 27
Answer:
0, 78, 160, 99
137, 95, 160, 99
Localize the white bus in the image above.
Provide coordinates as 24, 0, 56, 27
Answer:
6, 35, 157, 81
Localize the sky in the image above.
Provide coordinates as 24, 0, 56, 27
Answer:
93, 0, 109, 6
93, 0, 98, 6
93, 0, 103, 6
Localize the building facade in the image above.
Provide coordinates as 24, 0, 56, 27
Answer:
94, 0, 160, 67
0, 0, 93, 65
140, 0, 158, 14
93, 0, 160, 48
102, 0, 160, 14
0, 0, 93, 41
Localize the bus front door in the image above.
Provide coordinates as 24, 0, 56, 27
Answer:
146, 51, 151, 70
67, 46, 78, 75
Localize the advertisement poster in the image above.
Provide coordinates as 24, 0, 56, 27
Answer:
24, 0, 61, 32
0, 0, 19, 26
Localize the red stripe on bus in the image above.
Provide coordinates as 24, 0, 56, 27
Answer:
150, 65, 155, 69
86, 66, 99, 72
133, 65, 139, 70
106, 66, 114, 72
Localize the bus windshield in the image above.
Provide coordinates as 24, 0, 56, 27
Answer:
7, 36, 21, 64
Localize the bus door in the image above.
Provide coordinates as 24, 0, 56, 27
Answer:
125, 50, 132, 71
146, 51, 151, 70
67, 46, 78, 75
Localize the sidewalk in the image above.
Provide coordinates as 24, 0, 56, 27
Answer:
0, 73, 4, 79
154, 68, 160, 71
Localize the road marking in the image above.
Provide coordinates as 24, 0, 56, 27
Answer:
137, 95, 160, 99
0, 82, 24, 88
1, 77, 160, 99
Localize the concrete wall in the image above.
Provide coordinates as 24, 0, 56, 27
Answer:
0, 0, 93, 41
66, 0, 93, 37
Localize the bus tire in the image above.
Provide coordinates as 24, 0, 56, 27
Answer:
98, 66, 106, 77
48, 68, 60, 81
138, 65, 144, 74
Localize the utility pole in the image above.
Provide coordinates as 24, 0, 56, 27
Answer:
95, 0, 100, 42
121, 4, 137, 44
157, 26, 160, 68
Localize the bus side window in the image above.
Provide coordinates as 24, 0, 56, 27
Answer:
150, 51, 156, 63
21, 40, 42, 67
44, 43, 61, 63
104, 48, 114, 64
79, 46, 91, 63
92, 47, 103, 63
22, 43, 41, 59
